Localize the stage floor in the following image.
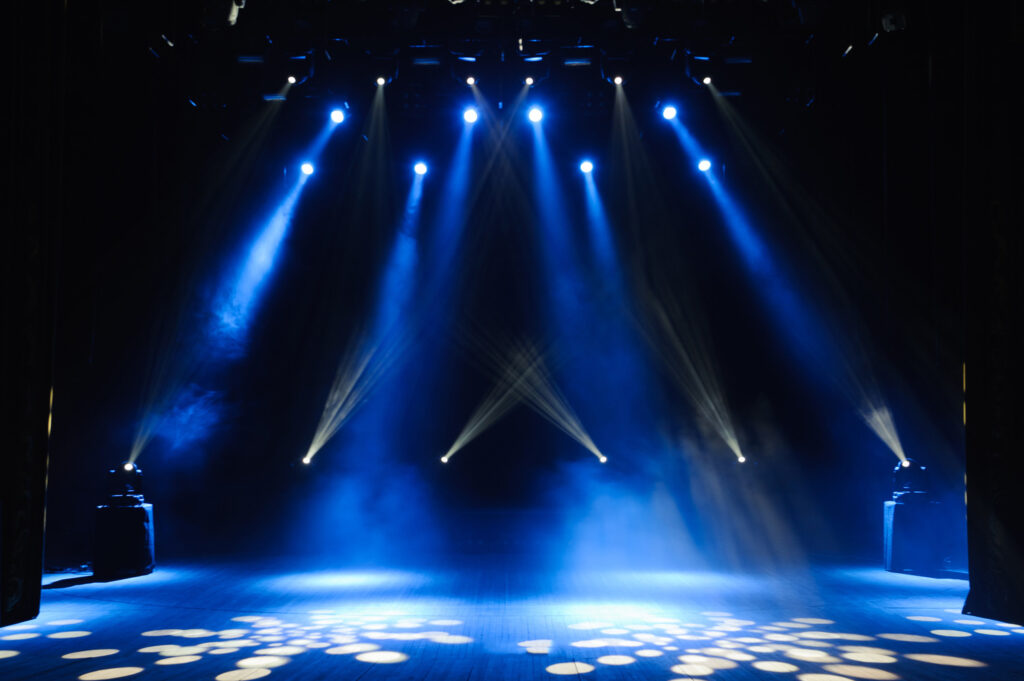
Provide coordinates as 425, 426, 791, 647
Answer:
2, 562, 1021, 680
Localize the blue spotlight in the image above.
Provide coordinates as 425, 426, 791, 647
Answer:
330, 109, 345, 124
528, 106, 543, 123
463, 107, 478, 124
413, 161, 428, 176
579, 160, 594, 174
300, 162, 314, 176
698, 159, 712, 172
662, 105, 678, 120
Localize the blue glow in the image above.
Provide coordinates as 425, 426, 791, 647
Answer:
524, 56, 544, 62
698, 158, 712, 172
666, 116, 843, 380
330, 109, 345, 124
582, 170, 615, 274
463, 107, 478, 124
662, 105, 677, 120
373, 174, 424, 335
413, 161, 428, 175
216, 173, 310, 342
528, 106, 543, 123
300, 162, 314, 175
579, 160, 594, 174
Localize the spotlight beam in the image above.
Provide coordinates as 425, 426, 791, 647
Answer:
667, 113, 906, 463
612, 87, 745, 461
304, 174, 426, 464
449, 327, 607, 463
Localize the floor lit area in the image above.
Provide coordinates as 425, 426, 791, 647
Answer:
2, 563, 1020, 681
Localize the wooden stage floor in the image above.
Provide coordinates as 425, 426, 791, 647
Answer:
2, 561, 1021, 680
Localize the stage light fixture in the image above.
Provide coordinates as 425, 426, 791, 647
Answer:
463, 107, 479, 123
613, 76, 623, 85
580, 160, 594, 173
662, 105, 677, 120
96, 462, 154, 578
528, 106, 543, 122
525, 77, 534, 86
599, 455, 608, 463
414, 162, 428, 175
703, 76, 712, 85
738, 456, 747, 463
300, 162, 314, 175
302, 456, 311, 465
330, 109, 345, 124
698, 159, 712, 172
287, 75, 297, 84
376, 76, 386, 86
892, 458, 930, 501
441, 456, 449, 464
466, 76, 476, 86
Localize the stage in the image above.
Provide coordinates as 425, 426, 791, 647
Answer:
2, 562, 1020, 681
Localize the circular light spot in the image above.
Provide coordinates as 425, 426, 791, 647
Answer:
2, 633, 38, 640
766, 634, 799, 642
636, 649, 664, 657
670, 663, 714, 676
49, 631, 92, 639
597, 655, 635, 665
876, 633, 937, 642
527, 648, 550, 654
78, 668, 145, 680
546, 661, 595, 675
601, 628, 630, 635
236, 656, 290, 668
519, 640, 553, 648
219, 629, 249, 638
843, 653, 897, 664
156, 655, 202, 665
160, 646, 206, 656
793, 618, 834, 625
138, 645, 178, 653
930, 629, 971, 637
1014, 628, 1024, 634
678, 655, 737, 670
356, 650, 408, 663
256, 646, 305, 655
904, 654, 986, 667
568, 622, 612, 630
797, 676, 861, 681
821, 664, 900, 679
753, 660, 800, 672
142, 629, 183, 636
838, 647, 895, 655
785, 649, 839, 662
325, 643, 379, 655
210, 647, 239, 655
0, 650, 20, 659
432, 634, 473, 644
216, 670, 271, 681
975, 628, 1010, 636
49, 619, 85, 625
64, 650, 119, 659
179, 629, 217, 638
954, 619, 986, 625
429, 620, 462, 626
906, 616, 942, 622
